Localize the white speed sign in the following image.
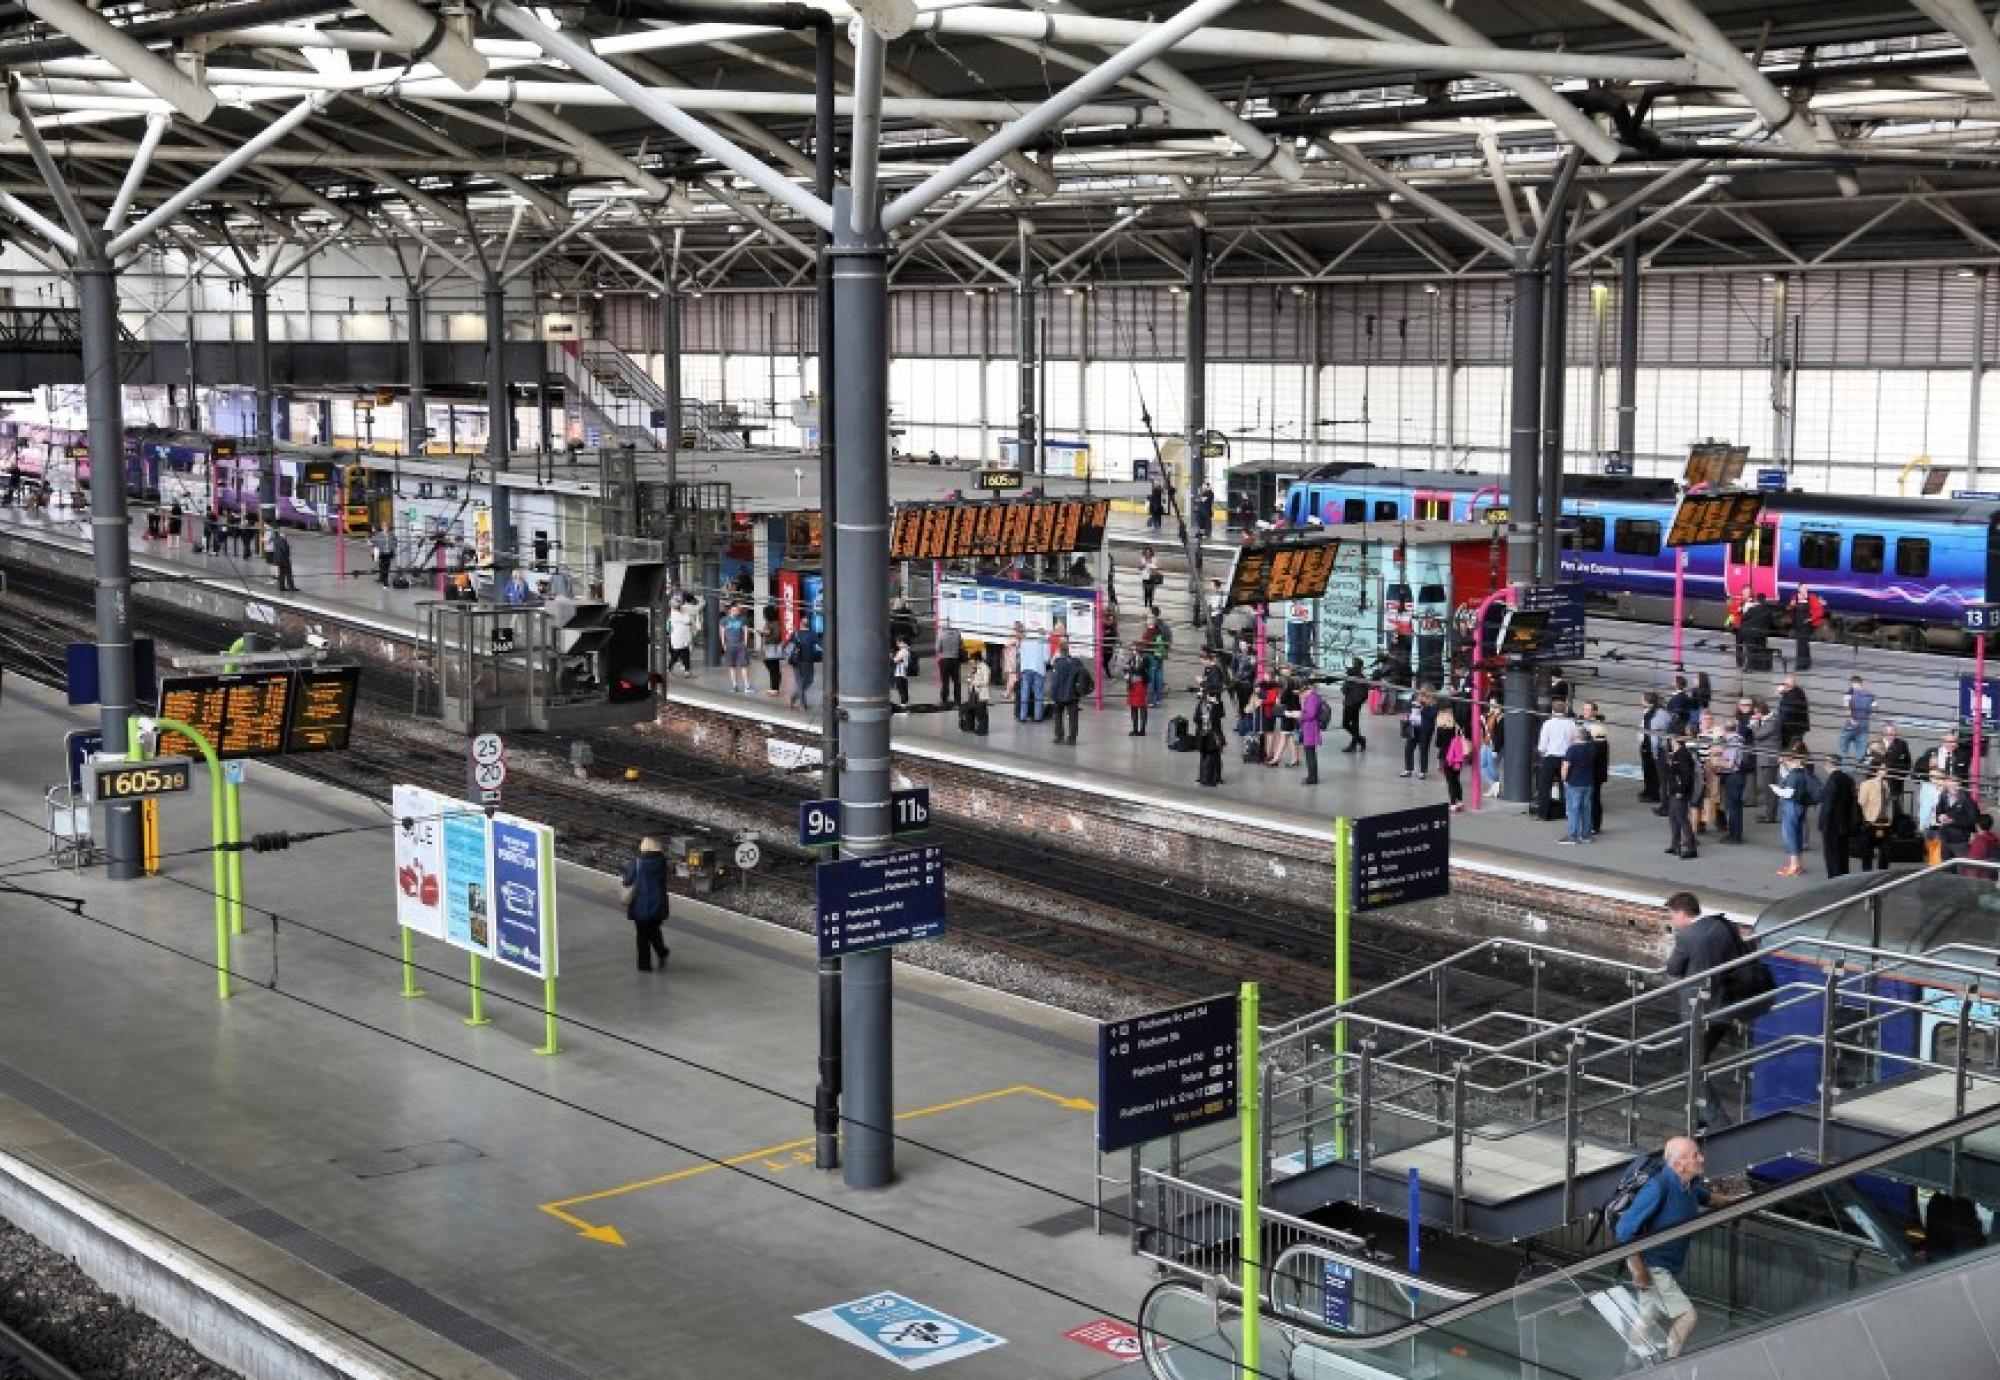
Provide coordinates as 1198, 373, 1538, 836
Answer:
734, 840, 762, 869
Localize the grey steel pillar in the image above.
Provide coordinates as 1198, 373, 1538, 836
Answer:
484, 279, 513, 566
405, 288, 425, 492
1016, 221, 1038, 473
660, 277, 682, 489
249, 276, 276, 521
1503, 241, 1544, 804
1770, 274, 1791, 467
79, 246, 141, 879
1539, 210, 1569, 582
1973, 270, 1988, 492
1616, 216, 1639, 469
1185, 223, 1208, 603
812, 20, 843, 1174
830, 187, 894, 1190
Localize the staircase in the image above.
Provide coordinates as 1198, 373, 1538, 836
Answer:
550, 339, 752, 452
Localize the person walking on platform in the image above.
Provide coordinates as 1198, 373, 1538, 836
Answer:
721, 605, 753, 694
1300, 682, 1326, 785
1660, 892, 1762, 1133
1145, 616, 1172, 708
1139, 546, 1163, 613
166, 500, 184, 547
620, 836, 671, 972
891, 637, 912, 706
271, 529, 299, 592
665, 601, 696, 676
1839, 676, 1875, 764
1401, 686, 1438, 779
1194, 689, 1227, 787
760, 607, 784, 696
1535, 699, 1577, 821
1616, 1134, 1743, 1359
937, 623, 964, 706
1047, 639, 1090, 745
1145, 482, 1166, 533
1435, 706, 1466, 810
784, 621, 818, 711
962, 650, 991, 735
1664, 735, 1700, 859
371, 526, 396, 586
1340, 659, 1369, 753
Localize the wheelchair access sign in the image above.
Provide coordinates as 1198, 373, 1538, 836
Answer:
797, 1291, 1005, 1371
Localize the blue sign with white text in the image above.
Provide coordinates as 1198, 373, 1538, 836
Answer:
800, 791, 933, 849
488, 815, 549, 979
1960, 674, 2000, 728
1965, 604, 2000, 635
65, 729, 102, 794
815, 846, 946, 957
1323, 1259, 1355, 1330
441, 810, 494, 956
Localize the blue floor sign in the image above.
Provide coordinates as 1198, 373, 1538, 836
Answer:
797, 1291, 1005, 1371
815, 846, 947, 957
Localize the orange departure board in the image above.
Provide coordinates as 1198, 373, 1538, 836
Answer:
1683, 442, 1749, 488
1666, 491, 1763, 547
785, 512, 822, 559
1226, 535, 1342, 605
157, 670, 293, 760
155, 667, 363, 760
286, 666, 361, 752
887, 499, 1112, 560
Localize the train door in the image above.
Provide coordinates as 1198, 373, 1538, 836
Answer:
1411, 487, 1454, 522
1725, 512, 1779, 601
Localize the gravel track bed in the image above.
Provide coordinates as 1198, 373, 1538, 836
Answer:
0, 1219, 235, 1379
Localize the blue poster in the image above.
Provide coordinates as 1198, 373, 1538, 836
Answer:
489, 814, 551, 979
441, 810, 494, 957
798, 1292, 1005, 1371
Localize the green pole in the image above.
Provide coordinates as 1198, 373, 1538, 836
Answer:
1334, 816, 1352, 1161
223, 777, 245, 935
153, 715, 230, 1000
465, 953, 490, 1026
533, 826, 559, 1056
535, 973, 559, 1056
1238, 981, 1262, 1380
399, 928, 427, 999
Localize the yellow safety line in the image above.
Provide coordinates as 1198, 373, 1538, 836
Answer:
540, 1084, 1093, 1224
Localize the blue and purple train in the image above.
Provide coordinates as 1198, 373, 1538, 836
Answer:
1283, 467, 2000, 649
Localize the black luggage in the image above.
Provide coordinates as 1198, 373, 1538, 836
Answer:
1242, 735, 1264, 763
967, 702, 989, 736
391, 575, 412, 590
1166, 715, 1195, 751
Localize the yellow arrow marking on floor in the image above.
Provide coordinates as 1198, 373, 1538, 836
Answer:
538, 1084, 1094, 1246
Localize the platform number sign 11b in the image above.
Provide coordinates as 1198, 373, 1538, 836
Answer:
469, 732, 507, 804
799, 789, 933, 849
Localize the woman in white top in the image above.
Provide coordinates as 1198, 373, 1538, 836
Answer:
666, 604, 696, 676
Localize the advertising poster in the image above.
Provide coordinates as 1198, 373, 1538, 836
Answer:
489, 814, 557, 979
441, 809, 495, 957
391, 784, 448, 941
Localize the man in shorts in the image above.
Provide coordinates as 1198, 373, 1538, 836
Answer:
1615, 1136, 1743, 1358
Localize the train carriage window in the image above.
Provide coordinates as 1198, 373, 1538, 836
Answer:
1576, 516, 1605, 552
1851, 534, 1885, 574
1342, 499, 1366, 523
1799, 531, 1842, 570
1895, 538, 1932, 578
1613, 518, 1662, 557
1373, 499, 1399, 522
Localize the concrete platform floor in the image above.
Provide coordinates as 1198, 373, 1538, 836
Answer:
0, 678, 1158, 1379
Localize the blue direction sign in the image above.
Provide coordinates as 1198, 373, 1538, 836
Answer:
1959, 674, 2000, 728
1096, 993, 1239, 1153
1516, 584, 1586, 663
799, 789, 934, 849
1350, 804, 1451, 913
815, 846, 947, 957
1322, 1259, 1355, 1330
1965, 604, 2000, 635
1755, 468, 1789, 491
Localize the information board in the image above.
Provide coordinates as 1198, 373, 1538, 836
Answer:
1096, 993, 1239, 1153
975, 469, 1023, 491
156, 670, 293, 760
1322, 1260, 1355, 1330
392, 783, 449, 941
1665, 491, 1763, 547
1495, 608, 1553, 658
156, 667, 362, 760
1514, 584, 1587, 663
1683, 442, 1749, 488
889, 498, 1110, 560
815, 846, 947, 957
441, 808, 496, 957
489, 812, 557, 979
1225, 535, 1341, 606
785, 511, 822, 560
937, 576, 1100, 656
286, 666, 361, 752
1350, 804, 1450, 913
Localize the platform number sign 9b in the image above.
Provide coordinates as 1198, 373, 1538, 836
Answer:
799, 789, 933, 849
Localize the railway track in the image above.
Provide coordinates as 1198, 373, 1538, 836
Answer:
0, 1318, 85, 1380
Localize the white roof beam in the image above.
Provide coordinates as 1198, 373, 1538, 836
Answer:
20, 0, 217, 123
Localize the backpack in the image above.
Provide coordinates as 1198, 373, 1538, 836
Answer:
1443, 732, 1467, 770
1719, 923, 1778, 1008
783, 633, 805, 666
1315, 697, 1333, 731
1585, 1152, 1665, 1246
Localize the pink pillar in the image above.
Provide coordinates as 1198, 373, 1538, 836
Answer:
1093, 587, 1106, 712
1671, 549, 1687, 669
1255, 604, 1268, 676
1975, 633, 1988, 804
1467, 585, 1518, 813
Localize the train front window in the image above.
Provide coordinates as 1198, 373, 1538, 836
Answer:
1613, 518, 1662, 557
1799, 531, 1841, 570
1895, 538, 1932, 578
1851, 534, 1884, 574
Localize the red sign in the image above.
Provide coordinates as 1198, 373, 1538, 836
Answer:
776, 568, 802, 640
1065, 1319, 1143, 1363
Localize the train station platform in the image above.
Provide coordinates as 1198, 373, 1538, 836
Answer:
6, 496, 1966, 925
0, 676, 1152, 1379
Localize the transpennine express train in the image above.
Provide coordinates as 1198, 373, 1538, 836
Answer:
1, 421, 393, 534
1283, 466, 2000, 649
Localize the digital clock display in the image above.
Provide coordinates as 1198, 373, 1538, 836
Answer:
89, 756, 193, 802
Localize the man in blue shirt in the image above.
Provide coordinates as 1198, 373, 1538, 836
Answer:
1615, 1135, 1739, 1358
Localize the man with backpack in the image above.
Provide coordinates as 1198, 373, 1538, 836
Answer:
1612, 1136, 1744, 1360
1662, 891, 1767, 1130
1046, 639, 1092, 746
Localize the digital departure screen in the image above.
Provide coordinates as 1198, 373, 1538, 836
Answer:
1225, 535, 1341, 606
1683, 442, 1749, 488
1666, 491, 1764, 547
890, 498, 1111, 559
286, 666, 362, 752
155, 667, 362, 760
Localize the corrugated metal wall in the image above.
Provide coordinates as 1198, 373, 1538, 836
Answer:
601, 264, 1993, 370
